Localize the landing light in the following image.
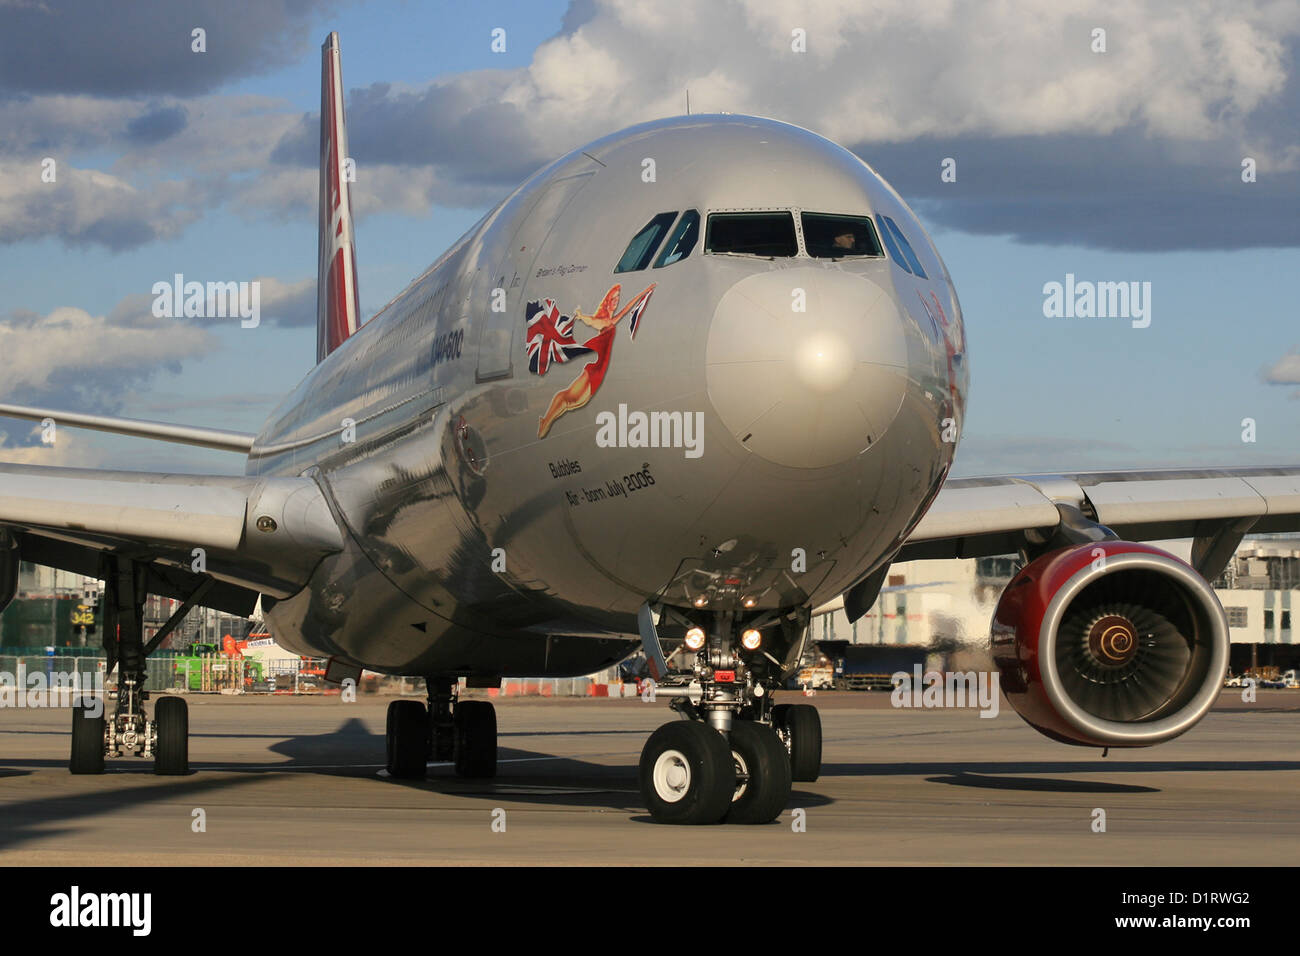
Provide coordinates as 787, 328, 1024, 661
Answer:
741, 629, 762, 650
684, 627, 706, 650
693, 595, 708, 608
742, 596, 756, 608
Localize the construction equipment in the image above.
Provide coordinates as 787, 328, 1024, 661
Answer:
173, 636, 265, 691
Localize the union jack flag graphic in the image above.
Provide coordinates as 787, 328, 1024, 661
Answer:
525, 298, 592, 375
624, 285, 655, 340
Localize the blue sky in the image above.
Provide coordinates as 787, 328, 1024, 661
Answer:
1, 0, 1297, 475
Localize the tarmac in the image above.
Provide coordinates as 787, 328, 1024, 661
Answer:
0, 689, 1297, 865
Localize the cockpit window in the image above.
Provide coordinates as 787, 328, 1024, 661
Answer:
654, 209, 699, 268
615, 212, 678, 273
801, 213, 884, 259
877, 215, 928, 279
875, 216, 911, 274
705, 212, 797, 258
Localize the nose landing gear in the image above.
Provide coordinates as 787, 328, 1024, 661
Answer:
639, 708, 803, 825
635, 605, 822, 824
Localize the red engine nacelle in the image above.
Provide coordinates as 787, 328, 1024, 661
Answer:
991, 540, 1229, 748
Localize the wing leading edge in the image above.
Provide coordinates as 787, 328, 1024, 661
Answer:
835, 466, 1300, 624
0, 462, 344, 614
0, 403, 255, 452
900, 466, 1300, 561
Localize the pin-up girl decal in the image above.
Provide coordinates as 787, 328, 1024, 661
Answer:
531, 282, 655, 438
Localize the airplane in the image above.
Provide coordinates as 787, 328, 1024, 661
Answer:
2, 32, 1298, 825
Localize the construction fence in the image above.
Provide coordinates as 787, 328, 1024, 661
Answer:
391, 676, 637, 698
1, 653, 635, 698
0, 652, 332, 696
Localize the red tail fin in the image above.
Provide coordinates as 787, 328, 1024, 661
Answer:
317, 32, 361, 362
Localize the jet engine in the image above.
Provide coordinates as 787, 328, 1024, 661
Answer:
990, 540, 1228, 747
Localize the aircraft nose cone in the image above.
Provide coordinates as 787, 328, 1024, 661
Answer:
705, 269, 908, 468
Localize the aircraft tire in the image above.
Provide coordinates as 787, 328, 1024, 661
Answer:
775, 703, 822, 782
387, 699, 429, 779
724, 719, 791, 824
70, 697, 106, 775
154, 696, 189, 775
453, 700, 497, 778
639, 720, 735, 825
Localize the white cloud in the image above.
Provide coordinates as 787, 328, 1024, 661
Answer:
0, 94, 141, 155
1262, 349, 1300, 388
0, 160, 202, 248
255, 276, 316, 327
106, 274, 316, 329
485, 0, 1299, 149
3, 1, 1298, 252
0, 302, 214, 399
0, 427, 106, 468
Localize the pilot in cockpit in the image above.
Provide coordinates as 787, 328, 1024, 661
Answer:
831, 229, 857, 254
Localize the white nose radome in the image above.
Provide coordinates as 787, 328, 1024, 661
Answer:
706, 269, 908, 469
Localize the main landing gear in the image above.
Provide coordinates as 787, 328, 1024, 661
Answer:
636, 606, 823, 824
384, 677, 497, 780
69, 557, 196, 776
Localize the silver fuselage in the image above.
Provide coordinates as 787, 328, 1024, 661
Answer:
247, 115, 969, 677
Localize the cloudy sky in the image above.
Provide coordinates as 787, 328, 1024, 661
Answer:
1, 0, 1297, 476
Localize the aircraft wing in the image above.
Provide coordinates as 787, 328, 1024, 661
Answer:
0, 462, 344, 615
832, 466, 1300, 623
897, 465, 1300, 565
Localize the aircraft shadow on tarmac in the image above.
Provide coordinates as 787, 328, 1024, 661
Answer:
247, 718, 837, 819
294, 720, 840, 817
379, 778, 832, 821
924, 773, 1159, 794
